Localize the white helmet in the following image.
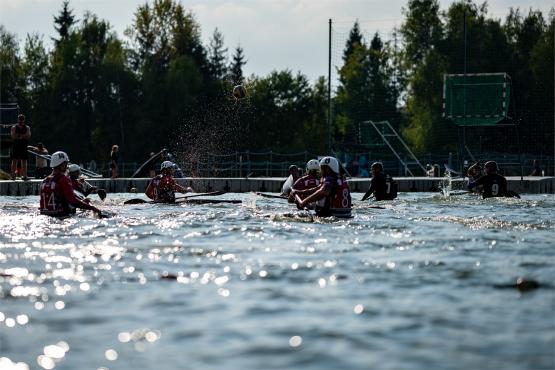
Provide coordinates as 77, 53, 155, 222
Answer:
306, 159, 320, 171
161, 161, 174, 170
68, 164, 80, 173
319, 156, 340, 174
50, 151, 70, 168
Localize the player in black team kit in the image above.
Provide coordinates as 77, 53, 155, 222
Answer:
361, 162, 398, 201
467, 161, 508, 198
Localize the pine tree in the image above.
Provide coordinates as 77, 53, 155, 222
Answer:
53, 0, 77, 44
343, 21, 363, 62
228, 45, 246, 85
208, 28, 228, 80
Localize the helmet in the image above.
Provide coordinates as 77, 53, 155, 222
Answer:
371, 162, 383, 171
50, 151, 70, 168
68, 164, 80, 173
484, 161, 498, 171
288, 165, 298, 171
161, 161, 174, 170
319, 156, 340, 174
306, 159, 320, 171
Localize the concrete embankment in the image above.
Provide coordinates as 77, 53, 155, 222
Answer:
0, 176, 553, 196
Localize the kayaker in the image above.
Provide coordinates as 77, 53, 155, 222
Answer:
145, 161, 192, 203
39, 151, 103, 217
361, 162, 398, 201
288, 159, 320, 203
466, 161, 483, 194
68, 164, 98, 197
294, 156, 352, 218
468, 161, 508, 198
281, 165, 301, 196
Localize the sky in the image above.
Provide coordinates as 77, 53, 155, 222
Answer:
0, 0, 552, 82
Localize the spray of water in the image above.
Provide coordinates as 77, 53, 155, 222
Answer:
169, 88, 254, 177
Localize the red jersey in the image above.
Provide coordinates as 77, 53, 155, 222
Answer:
146, 174, 176, 202
315, 176, 352, 218
292, 174, 320, 194
40, 174, 88, 216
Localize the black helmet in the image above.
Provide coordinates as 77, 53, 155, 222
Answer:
484, 161, 498, 171
370, 162, 383, 170
289, 165, 298, 171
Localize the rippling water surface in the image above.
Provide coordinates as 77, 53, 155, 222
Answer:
1, 193, 554, 370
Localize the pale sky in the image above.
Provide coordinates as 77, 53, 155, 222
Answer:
0, 0, 552, 82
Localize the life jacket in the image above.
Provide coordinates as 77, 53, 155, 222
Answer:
293, 174, 320, 198
147, 174, 176, 202
316, 176, 352, 218
40, 174, 73, 216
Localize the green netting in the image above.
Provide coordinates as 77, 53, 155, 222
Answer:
443, 73, 510, 126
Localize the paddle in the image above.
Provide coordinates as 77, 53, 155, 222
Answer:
184, 199, 241, 205
175, 191, 226, 201
354, 203, 386, 209
255, 192, 287, 199
124, 198, 150, 205
448, 191, 470, 196
123, 191, 232, 204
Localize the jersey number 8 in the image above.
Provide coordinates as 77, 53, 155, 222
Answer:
341, 189, 349, 208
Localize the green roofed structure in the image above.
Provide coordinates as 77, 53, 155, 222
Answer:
443, 73, 511, 126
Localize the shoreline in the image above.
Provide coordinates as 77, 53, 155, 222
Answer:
0, 176, 553, 195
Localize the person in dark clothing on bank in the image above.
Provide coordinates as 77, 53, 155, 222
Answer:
10, 114, 31, 180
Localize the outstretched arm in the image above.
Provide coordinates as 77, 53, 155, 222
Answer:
62, 180, 101, 214
361, 184, 374, 201
299, 186, 329, 208
174, 183, 193, 193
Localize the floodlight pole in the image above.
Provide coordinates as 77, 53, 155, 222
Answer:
328, 18, 332, 155
458, 10, 468, 174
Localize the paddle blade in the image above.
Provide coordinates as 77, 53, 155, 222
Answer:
124, 198, 148, 205
179, 191, 226, 200
183, 199, 242, 205
97, 189, 107, 201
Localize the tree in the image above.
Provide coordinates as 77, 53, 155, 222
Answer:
208, 28, 228, 80
20, 33, 49, 120
228, 45, 246, 85
343, 21, 363, 63
0, 26, 23, 103
53, 0, 77, 44
248, 70, 312, 150
401, 0, 442, 67
400, 0, 446, 153
335, 33, 401, 143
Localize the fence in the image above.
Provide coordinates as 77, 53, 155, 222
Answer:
4, 150, 551, 179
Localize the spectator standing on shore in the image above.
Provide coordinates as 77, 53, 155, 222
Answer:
110, 145, 119, 178
28, 142, 49, 178
10, 114, 31, 180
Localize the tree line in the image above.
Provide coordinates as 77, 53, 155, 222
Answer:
0, 0, 553, 166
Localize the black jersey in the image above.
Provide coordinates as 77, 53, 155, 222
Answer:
363, 173, 398, 201
472, 174, 507, 198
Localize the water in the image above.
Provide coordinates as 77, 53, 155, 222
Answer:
1, 193, 554, 370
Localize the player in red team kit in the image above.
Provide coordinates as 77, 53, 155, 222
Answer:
39, 151, 103, 217
145, 161, 191, 203
293, 157, 352, 218
288, 159, 321, 203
